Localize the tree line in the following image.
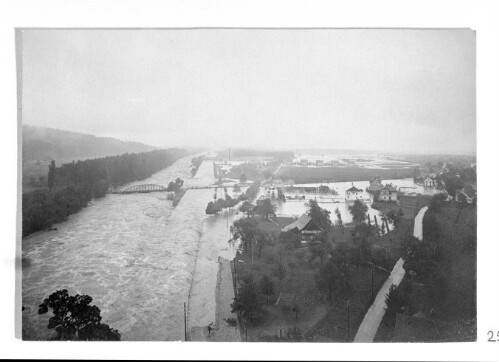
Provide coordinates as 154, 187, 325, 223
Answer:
205, 181, 261, 215
22, 148, 186, 237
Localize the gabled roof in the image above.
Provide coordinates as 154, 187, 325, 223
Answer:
346, 185, 362, 193
282, 213, 322, 232
282, 214, 311, 231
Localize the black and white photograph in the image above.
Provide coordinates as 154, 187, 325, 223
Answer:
1, 0, 499, 360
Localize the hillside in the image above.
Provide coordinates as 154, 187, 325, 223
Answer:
22, 125, 157, 192
22, 124, 156, 162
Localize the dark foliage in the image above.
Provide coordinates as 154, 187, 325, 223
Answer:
38, 289, 120, 341
22, 149, 186, 236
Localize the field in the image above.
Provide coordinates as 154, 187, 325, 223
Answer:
277, 166, 414, 184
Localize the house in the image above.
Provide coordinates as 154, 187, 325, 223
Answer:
316, 160, 324, 167
345, 184, 364, 202
264, 185, 279, 199
281, 213, 323, 235
300, 159, 309, 166
379, 184, 398, 202
423, 176, 437, 188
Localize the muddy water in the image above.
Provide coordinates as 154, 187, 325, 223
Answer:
22, 156, 236, 341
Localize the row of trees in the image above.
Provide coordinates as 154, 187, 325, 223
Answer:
190, 156, 204, 177
23, 149, 186, 236
205, 181, 262, 215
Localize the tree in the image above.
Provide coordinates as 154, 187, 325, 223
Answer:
239, 173, 247, 183
238, 201, 254, 218
258, 275, 275, 303
47, 160, 56, 189
306, 199, 332, 229
272, 262, 287, 287
231, 275, 266, 324
335, 207, 343, 229
38, 289, 120, 341
233, 184, 241, 194
349, 200, 368, 224
428, 193, 447, 213
385, 283, 412, 325
316, 260, 352, 303
277, 189, 286, 202
253, 198, 276, 220
278, 230, 302, 249
442, 175, 464, 199
318, 185, 331, 194
307, 231, 331, 268
385, 210, 400, 228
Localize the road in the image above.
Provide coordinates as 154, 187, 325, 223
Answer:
353, 205, 428, 342
413, 205, 428, 240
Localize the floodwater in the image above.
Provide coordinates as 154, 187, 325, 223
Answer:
22, 156, 238, 341
275, 178, 437, 224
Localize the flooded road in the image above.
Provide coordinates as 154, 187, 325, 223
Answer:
22, 156, 237, 341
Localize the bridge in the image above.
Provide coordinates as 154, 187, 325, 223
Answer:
120, 184, 169, 194
116, 184, 230, 194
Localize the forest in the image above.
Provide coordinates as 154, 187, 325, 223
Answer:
22, 148, 187, 237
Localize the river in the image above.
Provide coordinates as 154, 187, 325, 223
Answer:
22, 155, 238, 341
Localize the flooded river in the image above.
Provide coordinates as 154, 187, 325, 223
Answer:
22, 156, 238, 341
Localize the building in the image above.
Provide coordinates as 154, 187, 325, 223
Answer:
264, 185, 279, 199
345, 184, 364, 201
316, 160, 324, 167
379, 184, 398, 202
300, 159, 309, 166
281, 213, 323, 235
423, 176, 437, 188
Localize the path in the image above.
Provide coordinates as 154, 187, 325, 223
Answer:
188, 257, 241, 341
353, 205, 428, 342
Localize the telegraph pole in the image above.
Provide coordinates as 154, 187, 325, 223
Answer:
184, 302, 187, 341
371, 268, 374, 303
346, 299, 351, 340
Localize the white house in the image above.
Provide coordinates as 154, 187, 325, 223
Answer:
345, 185, 364, 201
265, 185, 278, 199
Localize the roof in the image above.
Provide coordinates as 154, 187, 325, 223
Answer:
282, 213, 317, 232
272, 216, 297, 229
346, 185, 362, 193
381, 184, 398, 192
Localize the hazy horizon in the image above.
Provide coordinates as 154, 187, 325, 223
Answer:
20, 29, 476, 155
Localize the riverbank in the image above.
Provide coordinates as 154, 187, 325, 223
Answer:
188, 257, 241, 341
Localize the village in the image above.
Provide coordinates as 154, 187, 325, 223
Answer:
204, 150, 476, 342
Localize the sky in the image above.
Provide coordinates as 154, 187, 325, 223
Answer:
21, 29, 476, 154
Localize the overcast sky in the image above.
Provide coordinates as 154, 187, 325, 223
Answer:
21, 29, 475, 154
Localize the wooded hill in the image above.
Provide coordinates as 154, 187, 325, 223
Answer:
22, 124, 156, 162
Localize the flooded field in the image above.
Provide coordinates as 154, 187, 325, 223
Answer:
22, 156, 237, 341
